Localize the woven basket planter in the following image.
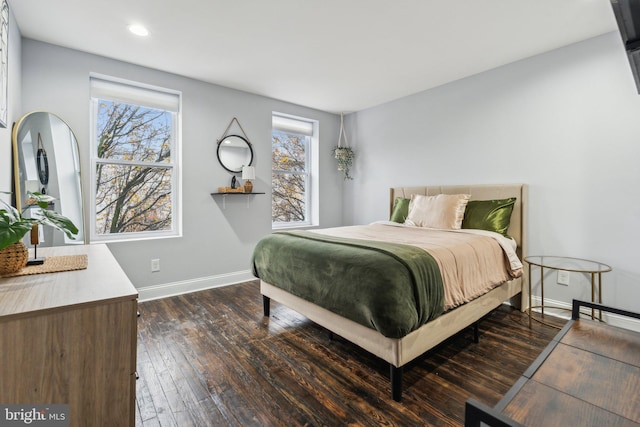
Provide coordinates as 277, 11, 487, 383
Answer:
0, 242, 28, 275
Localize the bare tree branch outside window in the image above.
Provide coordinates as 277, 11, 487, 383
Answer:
95, 100, 174, 235
272, 130, 308, 223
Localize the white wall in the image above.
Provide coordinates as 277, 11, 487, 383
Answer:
21, 39, 345, 297
345, 32, 640, 317
0, 6, 21, 204
16, 28, 640, 320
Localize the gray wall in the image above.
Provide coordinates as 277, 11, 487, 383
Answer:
21, 39, 345, 296
0, 6, 22, 204
14, 28, 640, 320
345, 32, 640, 318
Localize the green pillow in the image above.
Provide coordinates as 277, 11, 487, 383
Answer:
462, 197, 516, 236
390, 197, 411, 223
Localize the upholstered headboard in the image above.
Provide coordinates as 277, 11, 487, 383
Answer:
390, 184, 527, 259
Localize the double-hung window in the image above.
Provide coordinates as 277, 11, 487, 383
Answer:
89, 75, 181, 242
272, 113, 318, 228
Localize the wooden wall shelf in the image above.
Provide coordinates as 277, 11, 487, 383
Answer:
211, 192, 265, 209
211, 192, 265, 195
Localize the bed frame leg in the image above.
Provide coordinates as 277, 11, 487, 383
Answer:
390, 365, 403, 402
263, 296, 270, 317
473, 321, 480, 343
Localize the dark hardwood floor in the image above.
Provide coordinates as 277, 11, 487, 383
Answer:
135, 280, 564, 426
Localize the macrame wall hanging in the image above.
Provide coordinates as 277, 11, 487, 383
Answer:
334, 112, 354, 180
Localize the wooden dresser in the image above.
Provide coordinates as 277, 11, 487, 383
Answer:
465, 300, 640, 427
0, 244, 138, 427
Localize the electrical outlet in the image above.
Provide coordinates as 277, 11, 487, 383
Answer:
557, 270, 570, 286
151, 258, 160, 272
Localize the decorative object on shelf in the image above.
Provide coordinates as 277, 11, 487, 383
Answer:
217, 187, 244, 193
242, 166, 255, 193
231, 175, 238, 189
216, 117, 254, 173
28, 223, 44, 265
334, 112, 354, 180
0, 192, 79, 274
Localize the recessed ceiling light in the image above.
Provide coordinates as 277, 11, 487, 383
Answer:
128, 24, 149, 37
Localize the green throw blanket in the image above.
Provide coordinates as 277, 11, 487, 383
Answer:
251, 230, 444, 338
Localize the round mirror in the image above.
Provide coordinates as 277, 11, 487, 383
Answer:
217, 134, 253, 173
12, 112, 85, 245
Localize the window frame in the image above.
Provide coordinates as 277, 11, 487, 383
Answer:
89, 74, 182, 243
271, 112, 319, 229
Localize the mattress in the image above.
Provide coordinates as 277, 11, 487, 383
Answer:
251, 222, 522, 338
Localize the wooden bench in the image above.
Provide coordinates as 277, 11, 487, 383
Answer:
465, 300, 640, 427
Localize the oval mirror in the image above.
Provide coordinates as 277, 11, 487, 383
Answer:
12, 112, 85, 245
217, 134, 253, 173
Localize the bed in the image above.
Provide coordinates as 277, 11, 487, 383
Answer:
253, 184, 528, 401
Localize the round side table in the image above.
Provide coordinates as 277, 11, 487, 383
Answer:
524, 256, 612, 328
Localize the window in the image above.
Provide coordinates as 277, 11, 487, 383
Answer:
272, 113, 318, 228
89, 75, 181, 242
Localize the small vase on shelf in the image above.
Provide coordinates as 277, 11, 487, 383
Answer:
242, 166, 255, 193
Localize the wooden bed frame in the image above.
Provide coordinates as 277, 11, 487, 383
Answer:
261, 184, 528, 402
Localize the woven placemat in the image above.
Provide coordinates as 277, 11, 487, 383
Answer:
0, 254, 88, 278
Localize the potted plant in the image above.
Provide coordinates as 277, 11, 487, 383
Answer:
0, 192, 79, 274
334, 145, 355, 180
334, 112, 355, 180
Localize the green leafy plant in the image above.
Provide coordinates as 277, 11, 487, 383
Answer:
334, 146, 355, 180
0, 192, 79, 250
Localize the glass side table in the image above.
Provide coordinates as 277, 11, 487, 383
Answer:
524, 256, 612, 328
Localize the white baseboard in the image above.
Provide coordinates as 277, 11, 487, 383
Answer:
137, 270, 256, 302
530, 296, 640, 333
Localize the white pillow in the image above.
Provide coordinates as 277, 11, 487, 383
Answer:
405, 193, 471, 229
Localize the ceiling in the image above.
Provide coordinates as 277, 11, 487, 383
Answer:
11, 0, 618, 114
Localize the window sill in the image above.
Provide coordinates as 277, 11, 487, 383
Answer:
90, 231, 182, 244
272, 223, 319, 231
